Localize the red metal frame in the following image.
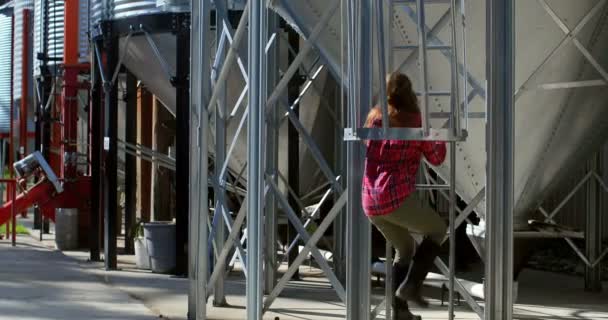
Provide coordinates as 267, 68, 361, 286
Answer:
6, 12, 14, 239
19, 10, 30, 160
0, 1, 92, 247
18, 10, 30, 219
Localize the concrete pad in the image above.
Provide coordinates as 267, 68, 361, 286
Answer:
12, 217, 608, 319
0, 235, 158, 320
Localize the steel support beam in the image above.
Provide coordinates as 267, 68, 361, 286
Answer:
138, 86, 153, 223
175, 20, 191, 277
485, 0, 515, 319
286, 26, 301, 280
247, 1, 266, 319
189, 0, 211, 318
346, 1, 372, 319
264, 11, 280, 294
102, 30, 119, 271
212, 6, 228, 306
585, 153, 603, 292
90, 44, 103, 262
124, 71, 137, 254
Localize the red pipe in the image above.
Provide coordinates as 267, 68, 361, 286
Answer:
20, 10, 30, 161
19, 10, 31, 218
6, 13, 14, 239
63, 0, 79, 65
0, 181, 55, 227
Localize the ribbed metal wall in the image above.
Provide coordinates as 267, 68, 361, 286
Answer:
13, 0, 34, 101
34, 0, 90, 75
33, 0, 64, 76
90, 0, 160, 25
78, 0, 89, 62
0, 14, 12, 133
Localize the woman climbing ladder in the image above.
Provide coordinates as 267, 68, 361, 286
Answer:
362, 72, 447, 320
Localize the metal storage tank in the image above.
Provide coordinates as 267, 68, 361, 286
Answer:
33, 0, 64, 76
0, 13, 12, 134
34, 0, 91, 76
269, 0, 608, 230
13, 0, 34, 101
90, 0, 161, 24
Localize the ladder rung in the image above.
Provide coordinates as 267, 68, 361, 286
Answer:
415, 91, 451, 96
394, 45, 452, 50
392, 0, 453, 5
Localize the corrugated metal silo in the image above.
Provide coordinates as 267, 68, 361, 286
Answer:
0, 13, 12, 134
13, 0, 34, 101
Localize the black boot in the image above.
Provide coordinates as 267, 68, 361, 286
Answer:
392, 263, 422, 320
396, 238, 441, 308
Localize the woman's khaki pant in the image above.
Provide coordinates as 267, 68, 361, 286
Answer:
369, 195, 446, 266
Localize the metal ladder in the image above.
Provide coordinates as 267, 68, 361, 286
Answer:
375, 1, 476, 320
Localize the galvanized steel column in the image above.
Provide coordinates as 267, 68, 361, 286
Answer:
175, 17, 191, 276
212, 6, 227, 305
90, 40, 102, 262
346, 1, 372, 319
286, 25, 302, 281
264, 11, 280, 294
247, 0, 266, 318
485, 0, 515, 319
124, 71, 137, 255
189, 0, 211, 318
585, 152, 603, 292
103, 31, 119, 271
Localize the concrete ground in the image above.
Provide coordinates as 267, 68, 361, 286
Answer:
0, 235, 158, 320
6, 218, 608, 320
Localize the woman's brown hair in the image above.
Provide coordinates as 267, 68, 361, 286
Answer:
365, 72, 420, 128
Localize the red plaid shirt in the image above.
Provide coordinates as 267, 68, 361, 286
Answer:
362, 114, 446, 216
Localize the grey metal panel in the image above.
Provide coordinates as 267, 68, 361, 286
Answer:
34, 0, 90, 74
13, 0, 34, 100
90, 0, 160, 25
117, 30, 252, 181
0, 14, 11, 133
270, 0, 608, 230
33, 0, 63, 76
79, 0, 90, 62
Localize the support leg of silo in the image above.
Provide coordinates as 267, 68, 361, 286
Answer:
102, 29, 119, 271
175, 17, 191, 277
246, 1, 267, 319
485, 0, 515, 319
585, 153, 603, 292
189, 0, 212, 318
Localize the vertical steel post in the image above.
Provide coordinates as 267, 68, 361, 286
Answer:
485, 0, 515, 319
415, 0, 430, 135
449, 0, 462, 135
379, 2, 393, 317
247, 0, 267, 319
585, 152, 603, 292
34, 0, 50, 233
212, 7, 227, 305
138, 86, 153, 223
333, 84, 346, 283
90, 40, 102, 262
189, 0, 211, 318
264, 10, 280, 294
19, 10, 30, 163
103, 30, 119, 271
176, 17, 191, 276
448, 141, 456, 320
286, 26, 301, 280
346, 1, 372, 320
124, 71, 137, 254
